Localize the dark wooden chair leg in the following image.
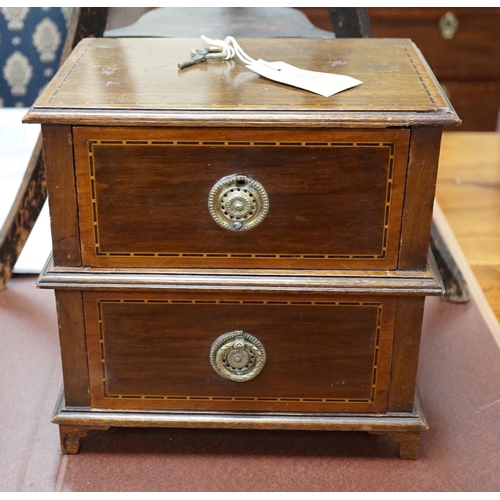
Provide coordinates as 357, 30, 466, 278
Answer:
328, 7, 373, 38
0, 137, 46, 290
430, 221, 470, 303
327, 7, 465, 304
0, 7, 108, 290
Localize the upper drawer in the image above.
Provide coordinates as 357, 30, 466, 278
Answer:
74, 127, 409, 270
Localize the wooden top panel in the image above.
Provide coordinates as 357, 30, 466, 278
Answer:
25, 37, 460, 127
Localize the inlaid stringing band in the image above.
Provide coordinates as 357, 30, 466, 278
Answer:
86, 140, 395, 260
48, 39, 93, 104
96, 299, 383, 404
47, 38, 437, 107
400, 39, 436, 106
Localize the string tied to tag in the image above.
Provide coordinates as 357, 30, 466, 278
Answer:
201, 35, 277, 70
187, 35, 362, 98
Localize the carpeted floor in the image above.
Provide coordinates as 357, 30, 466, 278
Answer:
1, 275, 499, 492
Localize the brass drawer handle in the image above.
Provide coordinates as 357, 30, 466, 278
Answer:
210, 330, 267, 382
208, 174, 269, 231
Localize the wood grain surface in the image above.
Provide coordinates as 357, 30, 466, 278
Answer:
37, 252, 444, 296
23, 35, 455, 458
24, 38, 459, 128
436, 132, 500, 330
299, 7, 500, 131
54, 290, 90, 406
73, 127, 409, 270
42, 125, 81, 266
83, 290, 395, 413
398, 127, 443, 270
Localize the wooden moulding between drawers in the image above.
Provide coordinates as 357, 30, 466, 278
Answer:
38, 251, 444, 296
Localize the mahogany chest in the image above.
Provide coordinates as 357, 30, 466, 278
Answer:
25, 37, 460, 458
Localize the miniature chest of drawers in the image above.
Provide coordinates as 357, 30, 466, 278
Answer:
25, 37, 460, 458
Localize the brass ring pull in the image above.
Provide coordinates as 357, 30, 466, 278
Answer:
210, 330, 267, 382
208, 174, 269, 231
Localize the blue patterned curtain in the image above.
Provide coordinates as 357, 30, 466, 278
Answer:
0, 7, 73, 107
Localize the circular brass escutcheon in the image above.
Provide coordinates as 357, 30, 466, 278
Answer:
208, 174, 269, 231
209, 330, 267, 382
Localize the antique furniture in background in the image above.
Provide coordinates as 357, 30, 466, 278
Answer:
299, 7, 500, 131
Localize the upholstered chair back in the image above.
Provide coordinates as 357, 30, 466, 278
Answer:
0, 7, 72, 107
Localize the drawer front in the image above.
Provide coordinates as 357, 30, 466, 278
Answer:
84, 291, 395, 413
74, 127, 409, 270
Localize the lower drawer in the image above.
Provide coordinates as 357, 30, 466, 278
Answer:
83, 291, 396, 413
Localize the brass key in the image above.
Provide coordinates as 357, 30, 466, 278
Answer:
177, 49, 209, 69
177, 47, 226, 69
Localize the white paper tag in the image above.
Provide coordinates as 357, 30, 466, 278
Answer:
245, 60, 362, 97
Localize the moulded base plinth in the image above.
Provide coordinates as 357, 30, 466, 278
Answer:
52, 387, 428, 459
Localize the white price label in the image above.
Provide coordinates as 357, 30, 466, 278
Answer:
246, 60, 362, 97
